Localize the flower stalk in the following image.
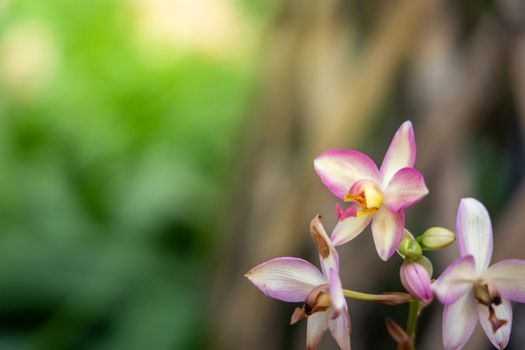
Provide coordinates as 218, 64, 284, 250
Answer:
343, 289, 414, 305
406, 300, 420, 339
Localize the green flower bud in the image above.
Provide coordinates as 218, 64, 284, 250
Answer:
417, 227, 455, 250
397, 236, 422, 261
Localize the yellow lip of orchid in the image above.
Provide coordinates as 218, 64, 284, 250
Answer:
364, 185, 383, 210
344, 183, 383, 217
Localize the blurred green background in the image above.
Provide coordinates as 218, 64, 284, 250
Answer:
1, 0, 525, 350
0, 0, 262, 348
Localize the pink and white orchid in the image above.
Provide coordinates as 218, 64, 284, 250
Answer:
433, 198, 525, 350
245, 215, 350, 350
314, 121, 429, 261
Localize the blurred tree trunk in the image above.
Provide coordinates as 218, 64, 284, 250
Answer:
213, 0, 525, 349
213, 1, 432, 349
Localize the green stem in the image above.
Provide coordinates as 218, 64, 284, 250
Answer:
406, 300, 420, 347
342, 289, 378, 301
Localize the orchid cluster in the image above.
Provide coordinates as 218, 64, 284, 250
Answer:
245, 121, 525, 350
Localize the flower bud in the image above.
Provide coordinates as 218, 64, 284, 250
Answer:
397, 236, 422, 261
413, 255, 433, 277
417, 227, 455, 250
400, 261, 433, 302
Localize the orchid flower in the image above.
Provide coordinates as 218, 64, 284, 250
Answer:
433, 198, 525, 350
314, 121, 429, 260
245, 215, 350, 350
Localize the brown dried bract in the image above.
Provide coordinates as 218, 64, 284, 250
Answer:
385, 317, 413, 350
290, 285, 330, 325
290, 307, 308, 325
310, 215, 330, 258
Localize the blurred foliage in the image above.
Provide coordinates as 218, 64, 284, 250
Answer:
0, 0, 259, 348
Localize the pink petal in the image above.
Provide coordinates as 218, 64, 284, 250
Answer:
306, 311, 329, 349
331, 214, 372, 246
383, 167, 428, 212
478, 297, 512, 350
371, 206, 404, 261
379, 121, 416, 187
456, 198, 493, 272
314, 149, 380, 200
442, 291, 478, 350
486, 259, 525, 303
400, 262, 433, 301
433, 255, 477, 305
328, 307, 351, 350
329, 268, 345, 319
245, 257, 325, 302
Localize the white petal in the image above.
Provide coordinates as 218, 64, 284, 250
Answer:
485, 259, 525, 303
246, 257, 325, 302
328, 307, 351, 350
329, 268, 345, 318
456, 198, 493, 272
478, 297, 512, 350
442, 291, 478, 350
307, 311, 329, 350
371, 206, 404, 261
433, 255, 477, 305
331, 214, 372, 246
